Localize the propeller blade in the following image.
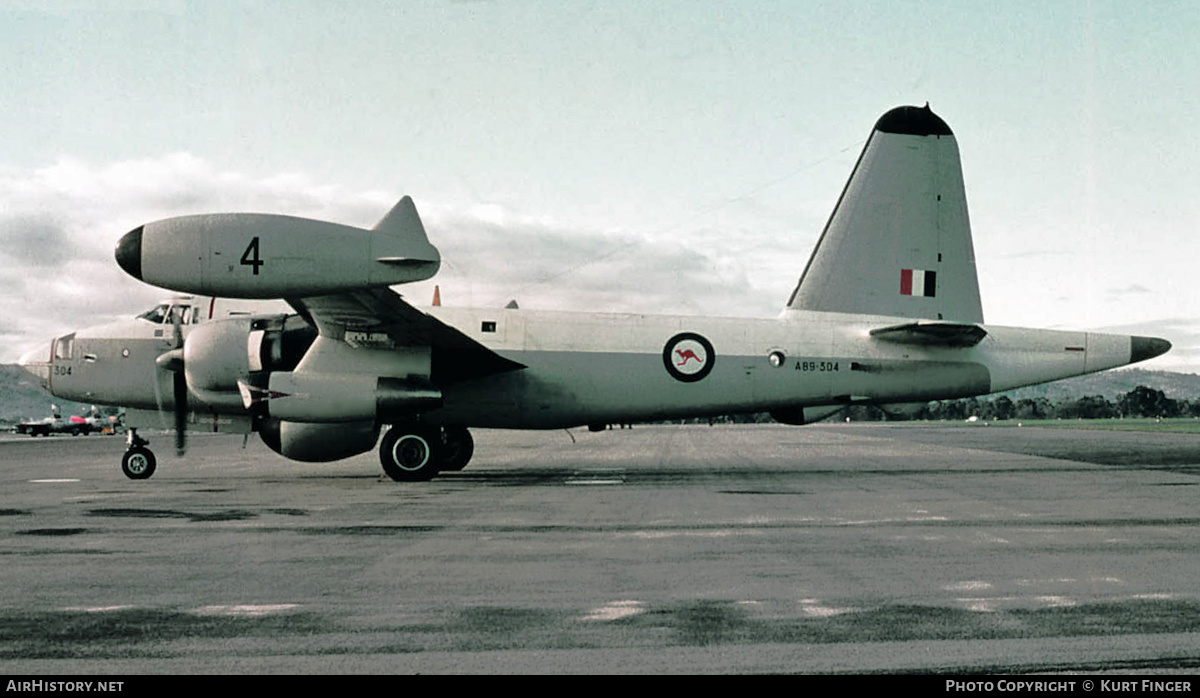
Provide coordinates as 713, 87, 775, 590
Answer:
171, 310, 187, 456
172, 308, 184, 348
173, 370, 187, 456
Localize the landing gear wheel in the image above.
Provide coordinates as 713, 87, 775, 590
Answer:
121, 446, 156, 480
439, 427, 474, 472
380, 424, 442, 482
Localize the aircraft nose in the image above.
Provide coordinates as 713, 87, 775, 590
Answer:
115, 225, 143, 280
1131, 336, 1172, 363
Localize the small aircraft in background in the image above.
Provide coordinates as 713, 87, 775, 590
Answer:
24, 105, 1170, 481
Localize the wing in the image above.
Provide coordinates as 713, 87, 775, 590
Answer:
287, 288, 525, 384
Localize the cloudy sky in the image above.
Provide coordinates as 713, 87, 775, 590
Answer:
2, 1, 1198, 371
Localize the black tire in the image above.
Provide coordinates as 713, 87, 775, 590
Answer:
439, 427, 474, 472
121, 447, 156, 480
379, 424, 442, 482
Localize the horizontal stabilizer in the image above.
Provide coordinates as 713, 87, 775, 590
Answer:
869, 321, 987, 347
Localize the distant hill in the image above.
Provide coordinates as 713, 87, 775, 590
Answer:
995, 368, 1200, 401
0, 364, 93, 425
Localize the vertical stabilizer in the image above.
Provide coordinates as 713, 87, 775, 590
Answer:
373, 196, 434, 244
786, 105, 983, 323
369, 195, 441, 273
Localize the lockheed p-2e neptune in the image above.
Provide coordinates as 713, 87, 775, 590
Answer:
27, 105, 1170, 481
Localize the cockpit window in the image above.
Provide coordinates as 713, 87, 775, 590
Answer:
168, 305, 190, 325
138, 304, 170, 324
138, 303, 198, 325
54, 333, 75, 360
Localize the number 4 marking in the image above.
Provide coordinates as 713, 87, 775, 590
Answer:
240, 237, 264, 275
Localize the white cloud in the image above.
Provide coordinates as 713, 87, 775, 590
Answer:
0, 153, 787, 362
0, 155, 394, 361
1, 151, 1189, 375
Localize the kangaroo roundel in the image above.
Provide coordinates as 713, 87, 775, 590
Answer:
663, 333, 715, 383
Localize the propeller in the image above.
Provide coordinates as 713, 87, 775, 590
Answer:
153, 309, 189, 456
171, 310, 187, 456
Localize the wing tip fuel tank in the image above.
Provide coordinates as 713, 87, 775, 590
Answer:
114, 197, 440, 298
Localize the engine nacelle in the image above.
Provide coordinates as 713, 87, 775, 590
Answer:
259, 419, 379, 463
183, 314, 316, 410
114, 197, 439, 298
265, 372, 442, 422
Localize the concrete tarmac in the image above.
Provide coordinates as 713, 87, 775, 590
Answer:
2, 423, 1199, 674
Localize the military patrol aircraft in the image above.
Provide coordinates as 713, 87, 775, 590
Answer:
26, 105, 1170, 481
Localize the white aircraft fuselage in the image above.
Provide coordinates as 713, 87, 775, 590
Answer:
424, 307, 1143, 429
41, 303, 1158, 429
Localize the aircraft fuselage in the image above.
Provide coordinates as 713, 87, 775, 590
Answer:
427, 306, 1144, 428
43, 305, 1149, 430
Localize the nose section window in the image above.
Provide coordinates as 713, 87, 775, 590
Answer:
54, 333, 75, 360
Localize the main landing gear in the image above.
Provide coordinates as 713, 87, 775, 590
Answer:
379, 423, 474, 482
121, 428, 157, 480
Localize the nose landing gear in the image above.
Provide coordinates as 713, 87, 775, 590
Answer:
121, 428, 157, 479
